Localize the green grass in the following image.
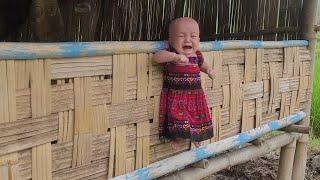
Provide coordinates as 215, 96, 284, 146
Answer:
311, 33, 320, 136
309, 134, 320, 151
310, 33, 320, 150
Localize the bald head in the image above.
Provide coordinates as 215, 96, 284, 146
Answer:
169, 17, 199, 38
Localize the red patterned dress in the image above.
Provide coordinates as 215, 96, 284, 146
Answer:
159, 51, 213, 142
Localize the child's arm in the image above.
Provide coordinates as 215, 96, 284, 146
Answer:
196, 51, 214, 79
200, 61, 214, 79
153, 50, 189, 64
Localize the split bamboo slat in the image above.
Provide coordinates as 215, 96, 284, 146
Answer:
0, 41, 312, 179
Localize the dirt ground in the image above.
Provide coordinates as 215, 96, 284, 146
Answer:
206, 150, 320, 180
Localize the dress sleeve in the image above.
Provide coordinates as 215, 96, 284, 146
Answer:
196, 50, 204, 67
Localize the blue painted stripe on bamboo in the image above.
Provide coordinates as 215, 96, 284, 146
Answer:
112, 111, 306, 180
0, 40, 309, 60
250, 41, 263, 48
267, 121, 281, 131
194, 147, 211, 161
125, 168, 149, 180
211, 41, 223, 50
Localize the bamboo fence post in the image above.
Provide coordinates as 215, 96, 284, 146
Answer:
292, 0, 318, 179
277, 135, 297, 180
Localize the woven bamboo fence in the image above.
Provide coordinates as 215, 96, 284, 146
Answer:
0, 40, 312, 179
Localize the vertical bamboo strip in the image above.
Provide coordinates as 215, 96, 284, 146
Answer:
202, 51, 214, 89
241, 100, 252, 132
293, 47, 300, 76
0, 60, 16, 123
0, 153, 20, 180
242, 49, 256, 131
222, 85, 230, 109
147, 54, 153, 99
153, 96, 160, 124
6, 60, 16, 122
126, 158, 135, 173
92, 105, 109, 134
57, 80, 64, 143
112, 55, 126, 103
115, 126, 126, 176
211, 106, 221, 142
229, 65, 240, 124
244, 49, 256, 83
110, 54, 129, 177
0, 165, 9, 180
280, 93, 287, 119
108, 128, 116, 179
14, 61, 30, 89
137, 53, 148, 100
255, 49, 263, 127
290, 47, 299, 113
268, 62, 279, 113
0, 61, 9, 123
67, 110, 74, 142
63, 111, 69, 141
58, 111, 64, 142
136, 53, 150, 169
32, 143, 52, 180
136, 121, 150, 168
213, 51, 223, 89
30, 59, 52, 180
73, 77, 93, 166
283, 48, 294, 78
30, 60, 51, 117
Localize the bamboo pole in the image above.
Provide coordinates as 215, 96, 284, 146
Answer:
161, 133, 300, 180
292, 0, 318, 179
0, 40, 308, 60
112, 111, 306, 180
277, 136, 297, 180
281, 125, 309, 134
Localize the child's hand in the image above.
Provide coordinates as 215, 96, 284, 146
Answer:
207, 69, 214, 79
173, 54, 189, 64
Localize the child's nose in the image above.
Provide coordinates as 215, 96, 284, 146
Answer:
184, 37, 191, 42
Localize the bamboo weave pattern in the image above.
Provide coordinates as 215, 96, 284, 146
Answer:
0, 45, 312, 179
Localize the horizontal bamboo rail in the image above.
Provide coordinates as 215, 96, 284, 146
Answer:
282, 125, 310, 134
161, 133, 300, 180
0, 40, 308, 60
112, 111, 306, 180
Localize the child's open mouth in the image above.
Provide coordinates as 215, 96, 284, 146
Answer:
183, 45, 193, 50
